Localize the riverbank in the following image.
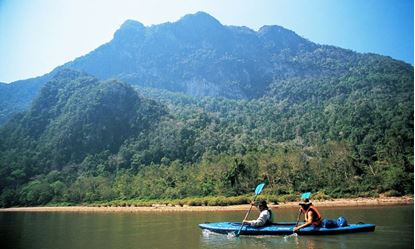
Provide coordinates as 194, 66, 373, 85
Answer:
1, 196, 412, 212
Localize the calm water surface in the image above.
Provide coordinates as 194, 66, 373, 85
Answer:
0, 205, 413, 249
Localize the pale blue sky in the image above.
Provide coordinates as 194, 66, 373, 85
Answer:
0, 0, 413, 83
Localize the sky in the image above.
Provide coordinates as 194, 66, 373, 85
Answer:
0, 0, 413, 83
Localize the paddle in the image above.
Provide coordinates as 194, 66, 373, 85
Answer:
294, 192, 312, 232
235, 182, 265, 237
295, 209, 302, 227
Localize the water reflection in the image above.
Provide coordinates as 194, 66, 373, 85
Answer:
200, 229, 306, 249
200, 229, 360, 249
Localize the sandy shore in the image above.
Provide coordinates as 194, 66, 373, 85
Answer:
0, 196, 412, 213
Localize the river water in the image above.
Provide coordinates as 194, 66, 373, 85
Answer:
0, 205, 413, 249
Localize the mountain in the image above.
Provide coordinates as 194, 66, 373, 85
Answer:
65, 11, 317, 98
1, 11, 412, 125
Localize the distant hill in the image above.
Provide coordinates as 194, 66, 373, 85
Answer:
0, 74, 53, 124
0, 70, 166, 170
1, 11, 412, 124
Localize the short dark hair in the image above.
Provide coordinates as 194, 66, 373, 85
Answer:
257, 199, 268, 208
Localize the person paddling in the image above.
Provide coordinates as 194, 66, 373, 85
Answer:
242, 199, 274, 227
293, 196, 322, 232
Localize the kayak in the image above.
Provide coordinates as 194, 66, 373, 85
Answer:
198, 222, 375, 236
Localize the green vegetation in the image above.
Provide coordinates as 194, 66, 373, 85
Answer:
1, 13, 413, 208
0, 59, 413, 207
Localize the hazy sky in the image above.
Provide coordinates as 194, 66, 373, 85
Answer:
0, 0, 413, 83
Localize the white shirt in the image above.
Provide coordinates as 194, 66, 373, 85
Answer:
248, 209, 271, 227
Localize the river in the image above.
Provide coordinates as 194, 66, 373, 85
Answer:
0, 205, 413, 249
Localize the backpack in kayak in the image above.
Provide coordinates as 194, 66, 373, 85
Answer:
321, 219, 338, 228
337, 216, 348, 227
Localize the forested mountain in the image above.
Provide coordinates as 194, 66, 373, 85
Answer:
0, 65, 412, 206
0, 12, 413, 207
1, 12, 411, 124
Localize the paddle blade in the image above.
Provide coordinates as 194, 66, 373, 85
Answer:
301, 192, 311, 200
255, 183, 265, 195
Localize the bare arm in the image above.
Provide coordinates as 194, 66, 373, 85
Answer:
293, 211, 313, 231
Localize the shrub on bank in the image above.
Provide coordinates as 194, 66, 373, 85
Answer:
384, 190, 402, 197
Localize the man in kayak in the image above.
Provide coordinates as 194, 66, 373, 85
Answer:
242, 199, 274, 227
293, 198, 322, 232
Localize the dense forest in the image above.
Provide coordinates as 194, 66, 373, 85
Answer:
0, 12, 413, 207
0, 65, 412, 207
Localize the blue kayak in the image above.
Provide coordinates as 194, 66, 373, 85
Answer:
199, 222, 375, 236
